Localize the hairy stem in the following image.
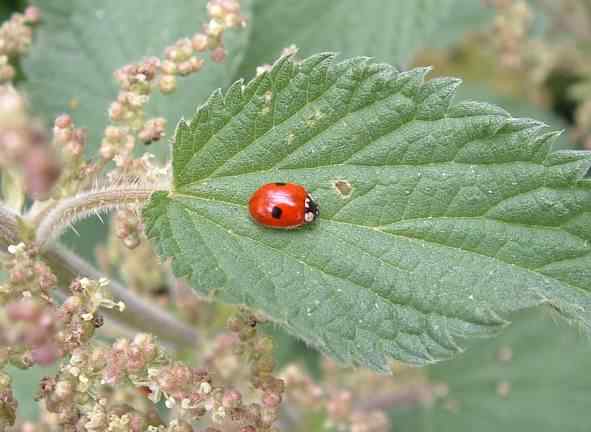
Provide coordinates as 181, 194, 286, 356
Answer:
34, 185, 159, 248
28, 159, 114, 232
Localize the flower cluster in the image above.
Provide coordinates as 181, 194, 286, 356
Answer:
224, 310, 285, 431
50, 114, 90, 198
0, 5, 41, 82
279, 364, 390, 432
35, 334, 164, 430
92, 0, 246, 256
0, 371, 17, 430
100, 0, 245, 170
0, 85, 60, 201
1, 243, 56, 303
484, 0, 591, 149
276, 358, 453, 432
0, 245, 124, 369
31, 308, 283, 432
0, 82, 91, 204
113, 206, 144, 250
0, 240, 131, 428
488, 0, 533, 69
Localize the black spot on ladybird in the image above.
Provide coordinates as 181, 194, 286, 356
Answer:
271, 206, 283, 219
274, 182, 287, 186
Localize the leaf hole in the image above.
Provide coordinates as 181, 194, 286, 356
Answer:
333, 179, 353, 199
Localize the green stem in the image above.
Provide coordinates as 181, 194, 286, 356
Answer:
45, 245, 198, 347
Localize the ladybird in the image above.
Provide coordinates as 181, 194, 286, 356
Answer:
248, 182, 319, 229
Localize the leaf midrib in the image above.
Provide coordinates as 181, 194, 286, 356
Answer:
171, 194, 480, 334
170, 191, 589, 305
178, 177, 584, 233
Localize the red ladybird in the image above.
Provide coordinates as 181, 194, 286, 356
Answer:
248, 182, 319, 229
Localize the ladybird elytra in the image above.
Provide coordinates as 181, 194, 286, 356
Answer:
248, 182, 319, 229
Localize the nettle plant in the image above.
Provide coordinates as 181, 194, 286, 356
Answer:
1, 1, 591, 431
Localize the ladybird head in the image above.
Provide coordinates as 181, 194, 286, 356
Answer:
304, 194, 319, 224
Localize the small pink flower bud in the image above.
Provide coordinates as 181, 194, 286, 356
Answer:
109, 101, 125, 121
69, 278, 83, 293
208, 3, 224, 19
24, 6, 42, 24
55, 380, 74, 401
222, 389, 242, 408
177, 61, 193, 76
165, 46, 181, 62
177, 38, 194, 58
105, 125, 123, 142
192, 33, 209, 52
207, 19, 225, 38
161, 60, 177, 75
210, 47, 226, 63
220, 0, 240, 13
159, 75, 177, 94
0, 65, 16, 82
53, 126, 73, 144
54, 114, 72, 129
100, 143, 115, 160
262, 391, 281, 408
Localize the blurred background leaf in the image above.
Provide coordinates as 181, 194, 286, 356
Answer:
236, 0, 493, 79
21, 0, 253, 160
6, 365, 56, 421
392, 309, 591, 432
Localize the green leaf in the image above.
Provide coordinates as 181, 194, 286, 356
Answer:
455, 84, 572, 149
21, 0, 252, 159
236, 0, 492, 78
392, 310, 591, 431
144, 53, 591, 372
